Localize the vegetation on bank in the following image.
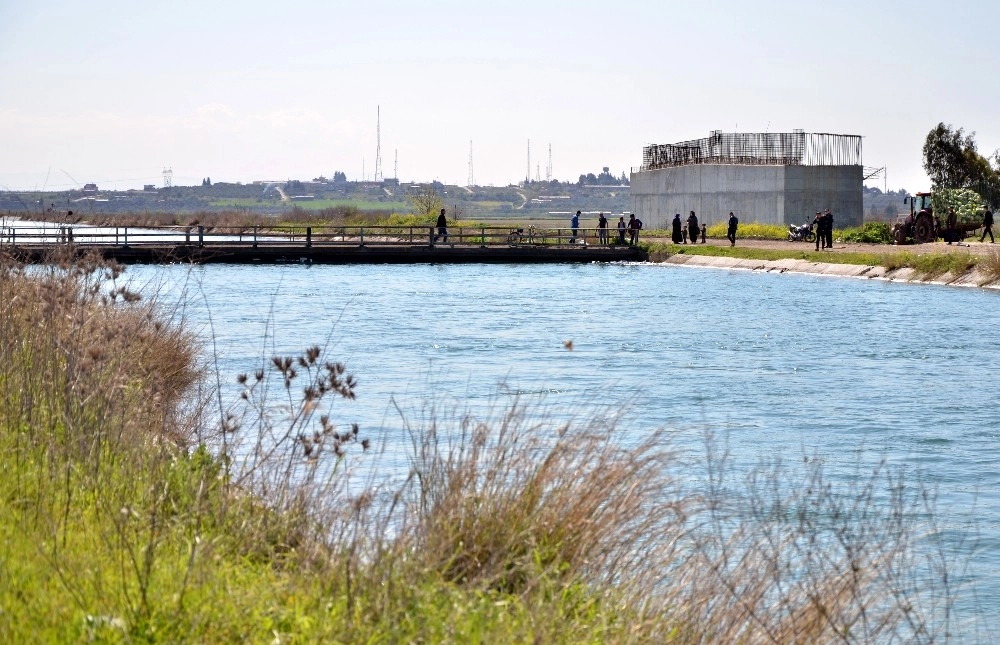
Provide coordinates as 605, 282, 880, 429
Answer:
0, 251, 963, 642
644, 237, 1000, 283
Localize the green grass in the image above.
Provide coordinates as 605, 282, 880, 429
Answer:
210, 197, 409, 211
0, 252, 958, 642
642, 239, 988, 281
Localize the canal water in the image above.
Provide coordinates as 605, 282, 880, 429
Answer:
126, 260, 1000, 637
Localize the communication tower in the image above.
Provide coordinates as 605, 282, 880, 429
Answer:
162, 167, 173, 188
467, 140, 474, 187
546, 144, 553, 181
526, 139, 531, 184
374, 106, 383, 182
394, 149, 398, 181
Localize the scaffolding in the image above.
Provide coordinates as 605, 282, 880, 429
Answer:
641, 130, 862, 170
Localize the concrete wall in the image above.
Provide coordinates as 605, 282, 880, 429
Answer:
631, 164, 862, 228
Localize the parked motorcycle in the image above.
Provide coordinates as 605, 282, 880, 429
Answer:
787, 222, 815, 242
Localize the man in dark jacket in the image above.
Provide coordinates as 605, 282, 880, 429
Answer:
434, 208, 448, 243
814, 212, 824, 251
727, 212, 738, 246
981, 205, 995, 243
823, 209, 834, 249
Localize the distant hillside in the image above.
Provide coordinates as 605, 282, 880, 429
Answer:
2, 176, 632, 221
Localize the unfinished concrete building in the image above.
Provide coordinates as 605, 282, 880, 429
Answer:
630, 130, 863, 228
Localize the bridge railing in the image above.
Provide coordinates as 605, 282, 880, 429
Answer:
0, 224, 639, 248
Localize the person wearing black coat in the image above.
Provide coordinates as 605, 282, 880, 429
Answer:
814, 212, 824, 251
981, 206, 995, 243
727, 212, 738, 246
823, 209, 834, 249
672, 214, 683, 243
687, 211, 699, 247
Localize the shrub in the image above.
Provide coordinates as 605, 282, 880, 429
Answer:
839, 221, 894, 244
704, 221, 788, 240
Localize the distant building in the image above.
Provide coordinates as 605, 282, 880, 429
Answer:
143, 184, 156, 192
631, 130, 863, 227
82, 183, 99, 194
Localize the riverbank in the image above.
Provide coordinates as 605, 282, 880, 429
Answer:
642, 237, 1000, 289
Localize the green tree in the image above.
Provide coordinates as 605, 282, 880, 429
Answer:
923, 122, 999, 190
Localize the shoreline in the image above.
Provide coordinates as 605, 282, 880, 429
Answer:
654, 252, 1000, 290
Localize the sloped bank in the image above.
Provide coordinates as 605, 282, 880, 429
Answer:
657, 253, 1000, 290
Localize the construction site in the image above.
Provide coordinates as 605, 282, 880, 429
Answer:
630, 130, 863, 228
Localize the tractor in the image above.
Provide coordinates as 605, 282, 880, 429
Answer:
893, 191, 980, 244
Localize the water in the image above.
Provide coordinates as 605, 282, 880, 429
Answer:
125, 260, 1000, 637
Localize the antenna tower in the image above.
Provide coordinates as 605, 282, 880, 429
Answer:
467, 140, 474, 187
374, 106, 383, 182
394, 149, 398, 181
526, 139, 531, 184
546, 144, 553, 181
162, 167, 173, 188
536, 163, 540, 182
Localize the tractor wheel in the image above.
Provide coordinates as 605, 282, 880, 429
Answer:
914, 214, 935, 243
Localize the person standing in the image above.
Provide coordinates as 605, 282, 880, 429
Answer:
981, 205, 994, 243
687, 211, 699, 247
570, 210, 580, 244
813, 211, 824, 250
946, 207, 957, 244
434, 208, 448, 244
727, 211, 738, 246
617, 216, 627, 245
597, 212, 609, 244
627, 213, 639, 245
824, 209, 834, 249
672, 213, 683, 243
700, 223, 707, 244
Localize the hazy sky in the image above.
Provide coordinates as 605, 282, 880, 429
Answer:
1, 0, 997, 193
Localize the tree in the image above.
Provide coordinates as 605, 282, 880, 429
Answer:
407, 186, 443, 217
922, 122, 998, 189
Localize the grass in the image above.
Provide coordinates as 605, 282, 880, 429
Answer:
0, 251, 962, 641
642, 239, 996, 283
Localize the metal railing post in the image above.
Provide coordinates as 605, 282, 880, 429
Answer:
198, 226, 204, 247
68, 227, 74, 244
253, 226, 258, 248
306, 227, 312, 248
124, 227, 128, 247
360, 228, 365, 246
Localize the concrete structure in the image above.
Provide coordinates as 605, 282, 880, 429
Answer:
631, 130, 863, 228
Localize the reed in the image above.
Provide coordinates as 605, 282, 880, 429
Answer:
0, 252, 963, 642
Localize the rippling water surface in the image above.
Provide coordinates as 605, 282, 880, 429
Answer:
128, 261, 1000, 637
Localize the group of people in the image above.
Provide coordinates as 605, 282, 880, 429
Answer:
670, 211, 740, 246
587, 211, 643, 245
812, 209, 834, 250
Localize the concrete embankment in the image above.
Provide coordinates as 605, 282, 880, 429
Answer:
658, 253, 1000, 290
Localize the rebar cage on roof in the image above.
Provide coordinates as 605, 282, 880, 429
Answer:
641, 130, 862, 170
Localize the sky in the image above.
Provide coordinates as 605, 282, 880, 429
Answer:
1, 0, 998, 193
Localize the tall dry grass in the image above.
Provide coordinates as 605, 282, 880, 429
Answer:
0, 251, 963, 641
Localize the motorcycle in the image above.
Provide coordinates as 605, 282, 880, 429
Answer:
787, 222, 815, 242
